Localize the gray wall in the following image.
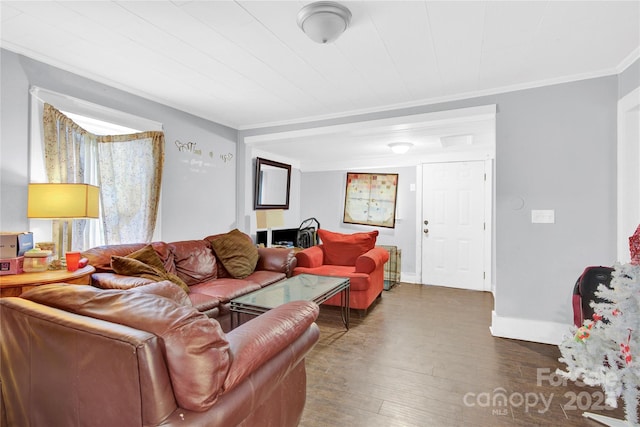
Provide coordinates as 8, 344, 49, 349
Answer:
490, 78, 617, 322
300, 166, 418, 274
3, 47, 637, 335
619, 58, 640, 99
242, 74, 625, 329
0, 49, 238, 243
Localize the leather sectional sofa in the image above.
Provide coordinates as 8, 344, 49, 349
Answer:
0, 281, 320, 426
82, 230, 296, 331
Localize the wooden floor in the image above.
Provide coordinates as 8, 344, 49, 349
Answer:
300, 283, 629, 427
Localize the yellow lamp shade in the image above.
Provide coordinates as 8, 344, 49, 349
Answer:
27, 183, 99, 219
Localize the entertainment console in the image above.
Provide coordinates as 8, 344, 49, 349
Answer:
255, 228, 299, 247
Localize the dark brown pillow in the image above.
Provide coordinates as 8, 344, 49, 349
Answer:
111, 255, 190, 294
126, 244, 166, 272
209, 229, 259, 279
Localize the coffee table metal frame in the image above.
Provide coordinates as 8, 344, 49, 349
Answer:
230, 274, 350, 330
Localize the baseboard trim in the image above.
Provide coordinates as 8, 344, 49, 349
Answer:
399, 273, 419, 284
490, 311, 573, 345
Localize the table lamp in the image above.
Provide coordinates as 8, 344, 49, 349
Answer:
27, 183, 99, 262
256, 209, 284, 247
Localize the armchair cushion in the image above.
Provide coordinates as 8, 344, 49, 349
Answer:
21, 284, 230, 412
209, 229, 259, 279
317, 229, 378, 265
355, 247, 390, 274
294, 245, 324, 268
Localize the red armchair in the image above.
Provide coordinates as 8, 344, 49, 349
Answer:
293, 229, 389, 314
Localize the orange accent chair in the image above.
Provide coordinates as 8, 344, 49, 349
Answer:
293, 229, 389, 314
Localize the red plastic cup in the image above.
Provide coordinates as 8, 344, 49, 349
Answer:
65, 251, 81, 272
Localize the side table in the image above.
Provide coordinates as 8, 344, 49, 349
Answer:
0, 265, 95, 297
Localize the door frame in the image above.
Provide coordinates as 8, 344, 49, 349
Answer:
416, 155, 494, 293
617, 86, 640, 262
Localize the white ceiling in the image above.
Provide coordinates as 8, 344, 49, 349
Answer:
2, 1, 639, 170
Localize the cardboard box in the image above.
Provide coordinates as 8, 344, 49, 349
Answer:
0, 232, 34, 258
0, 257, 24, 276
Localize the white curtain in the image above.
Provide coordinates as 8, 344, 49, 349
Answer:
43, 103, 165, 247
96, 132, 164, 244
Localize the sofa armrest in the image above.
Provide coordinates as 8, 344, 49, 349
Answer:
91, 272, 155, 290
223, 300, 319, 392
355, 246, 390, 274
294, 245, 324, 268
255, 247, 297, 277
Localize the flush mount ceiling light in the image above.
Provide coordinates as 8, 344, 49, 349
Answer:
297, 1, 352, 44
388, 142, 413, 154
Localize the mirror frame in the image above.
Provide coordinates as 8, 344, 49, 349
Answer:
254, 157, 291, 210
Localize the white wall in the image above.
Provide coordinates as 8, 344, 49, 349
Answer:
0, 50, 238, 243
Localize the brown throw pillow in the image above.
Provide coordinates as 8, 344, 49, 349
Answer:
111, 255, 190, 294
208, 229, 259, 279
126, 244, 166, 272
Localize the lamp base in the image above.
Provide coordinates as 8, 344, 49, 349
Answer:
53, 218, 73, 261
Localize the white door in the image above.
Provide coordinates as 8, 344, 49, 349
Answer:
421, 161, 487, 291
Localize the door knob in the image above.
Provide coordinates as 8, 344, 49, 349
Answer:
423, 228, 429, 234
423, 220, 429, 225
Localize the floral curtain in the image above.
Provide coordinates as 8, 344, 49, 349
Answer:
42, 103, 164, 247
96, 132, 164, 244
43, 104, 99, 251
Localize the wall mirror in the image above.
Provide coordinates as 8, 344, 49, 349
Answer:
254, 157, 291, 210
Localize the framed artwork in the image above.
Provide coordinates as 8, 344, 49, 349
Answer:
343, 172, 398, 228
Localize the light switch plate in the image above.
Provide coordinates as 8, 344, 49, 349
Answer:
531, 210, 555, 224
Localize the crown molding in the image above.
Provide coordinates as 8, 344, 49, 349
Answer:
239, 67, 625, 131
616, 46, 640, 73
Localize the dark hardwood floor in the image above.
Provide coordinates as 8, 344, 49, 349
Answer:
300, 283, 629, 426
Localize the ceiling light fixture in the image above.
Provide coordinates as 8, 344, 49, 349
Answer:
388, 142, 413, 154
297, 1, 352, 44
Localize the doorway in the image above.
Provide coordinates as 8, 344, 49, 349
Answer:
421, 160, 491, 291
617, 87, 640, 262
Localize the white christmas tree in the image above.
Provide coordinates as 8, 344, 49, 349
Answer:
557, 226, 640, 426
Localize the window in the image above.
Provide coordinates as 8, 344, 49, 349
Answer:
62, 112, 141, 136
30, 87, 164, 250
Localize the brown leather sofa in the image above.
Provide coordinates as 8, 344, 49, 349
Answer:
0, 282, 320, 427
82, 231, 296, 331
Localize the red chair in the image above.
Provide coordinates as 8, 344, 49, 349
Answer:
293, 229, 389, 314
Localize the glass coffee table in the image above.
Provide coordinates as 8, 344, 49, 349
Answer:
230, 274, 350, 330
